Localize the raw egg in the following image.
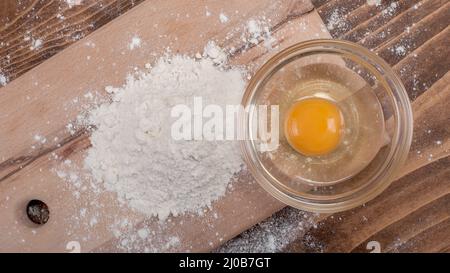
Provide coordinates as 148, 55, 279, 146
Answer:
284, 97, 343, 156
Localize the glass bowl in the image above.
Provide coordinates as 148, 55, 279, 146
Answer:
239, 39, 413, 213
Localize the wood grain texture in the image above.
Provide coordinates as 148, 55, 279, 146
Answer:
282, 0, 450, 253
0, 0, 145, 85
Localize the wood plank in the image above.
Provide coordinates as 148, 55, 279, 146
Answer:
400, 71, 450, 176
377, 2, 450, 66
360, 0, 446, 50
350, 194, 449, 252
333, 0, 388, 36
0, 0, 146, 84
394, 26, 450, 100
311, 0, 331, 9
340, 0, 422, 41
317, 0, 367, 37
0, 0, 321, 252
395, 218, 450, 252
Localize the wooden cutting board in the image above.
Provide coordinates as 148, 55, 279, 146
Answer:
0, 0, 334, 252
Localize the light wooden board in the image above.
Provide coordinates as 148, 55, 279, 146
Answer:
0, 0, 334, 252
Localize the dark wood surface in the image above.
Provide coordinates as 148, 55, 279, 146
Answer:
0, 0, 448, 252
0, 0, 145, 84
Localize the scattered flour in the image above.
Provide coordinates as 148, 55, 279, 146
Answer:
245, 19, 275, 49
216, 208, 319, 253
65, 0, 83, 8
381, 2, 399, 17
128, 35, 142, 50
30, 38, 43, 50
247, 19, 263, 44
247, 20, 262, 36
84, 40, 96, 48
326, 8, 348, 31
83, 54, 245, 220
0, 73, 8, 86
219, 13, 229, 23
367, 0, 382, 6
203, 41, 228, 64
137, 228, 149, 240
33, 134, 47, 144
394, 45, 406, 56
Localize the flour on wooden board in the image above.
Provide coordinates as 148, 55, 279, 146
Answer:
49, 14, 293, 251
15, 4, 433, 252
128, 35, 142, 50
30, 38, 43, 50
81, 16, 284, 222
65, 0, 83, 8
366, 0, 382, 6
0, 73, 8, 86
219, 13, 229, 23
245, 18, 276, 49
50, 12, 398, 252
83, 53, 245, 220
49, 13, 329, 253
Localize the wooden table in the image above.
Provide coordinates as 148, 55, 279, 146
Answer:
0, 0, 448, 253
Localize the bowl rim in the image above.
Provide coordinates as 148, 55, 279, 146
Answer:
239, 39, 413, 213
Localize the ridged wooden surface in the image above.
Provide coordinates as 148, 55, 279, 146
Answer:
0, 0, 448, 252
0, 0, 145, 84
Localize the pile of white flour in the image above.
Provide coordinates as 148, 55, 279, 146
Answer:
84, 55, 245, 220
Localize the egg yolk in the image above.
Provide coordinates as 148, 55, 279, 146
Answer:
284, 97, 343, 156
